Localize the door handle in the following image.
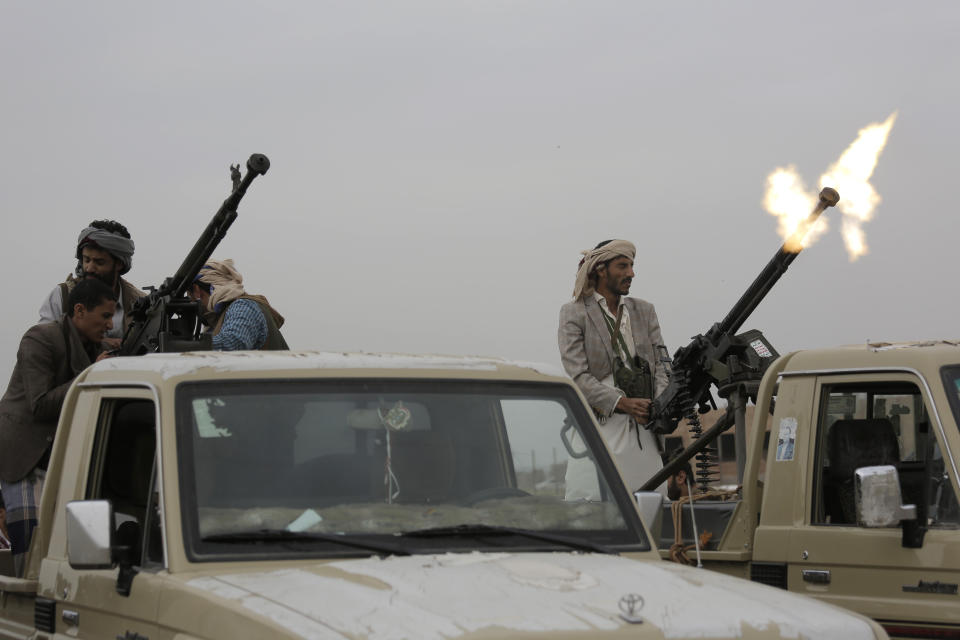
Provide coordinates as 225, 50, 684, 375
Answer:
802, 569, 831, 584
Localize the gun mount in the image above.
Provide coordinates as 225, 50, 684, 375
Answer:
119, 153, 270, 356
645, 187, 839, 491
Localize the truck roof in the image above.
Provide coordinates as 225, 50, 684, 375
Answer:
781, 339, 960, 375
81, 350, 571, 385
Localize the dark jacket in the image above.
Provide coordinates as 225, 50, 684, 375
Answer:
0, 319, 95, 483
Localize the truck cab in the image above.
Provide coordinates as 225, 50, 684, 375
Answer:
0, 351, 889, 639
649, 341, 960, 637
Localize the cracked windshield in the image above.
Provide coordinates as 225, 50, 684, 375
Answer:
177, 380, 641, 554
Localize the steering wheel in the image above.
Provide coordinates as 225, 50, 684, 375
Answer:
461, 486, 531, 506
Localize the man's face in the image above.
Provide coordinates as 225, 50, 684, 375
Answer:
72, 299, 117, 344
598, 256, 634, 296
80, 246, 120, 287
187, 283, 211, 307
667, 470, 688, 501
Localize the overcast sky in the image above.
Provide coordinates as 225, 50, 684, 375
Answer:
2, 2, 958, 386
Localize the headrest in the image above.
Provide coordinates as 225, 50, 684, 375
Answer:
828, 418, 900, 481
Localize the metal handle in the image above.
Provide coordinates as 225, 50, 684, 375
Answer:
801, 569, 831, 584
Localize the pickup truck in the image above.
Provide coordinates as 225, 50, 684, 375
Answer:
0, 350, 888, 639
644, 340, 960, 638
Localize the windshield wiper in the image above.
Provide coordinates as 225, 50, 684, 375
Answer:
398, 524, 617, 554
202, 529, 411, 556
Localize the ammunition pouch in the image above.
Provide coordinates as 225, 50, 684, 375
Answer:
613, 355, 653, 401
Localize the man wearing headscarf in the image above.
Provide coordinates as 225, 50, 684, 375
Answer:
188, 258, 288, 350
559, 239, 670, 498
38, 220, 145, 352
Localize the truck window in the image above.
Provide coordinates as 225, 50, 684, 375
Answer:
175, 380, 645, 560
813, 381, 959, 529
501, 398, 590, 498
943, 365, 960, 437
86, 398, 162, 566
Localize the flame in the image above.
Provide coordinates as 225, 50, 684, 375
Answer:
763, 111, 896, 259
820, 112, 897, 259
762, 166, 823, 252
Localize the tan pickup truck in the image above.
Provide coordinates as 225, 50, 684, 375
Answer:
0, 350, 888, 639
642, 340, 960, 638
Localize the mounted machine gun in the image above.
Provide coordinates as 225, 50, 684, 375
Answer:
642, 187, 840, 492
119, 153, 270, 355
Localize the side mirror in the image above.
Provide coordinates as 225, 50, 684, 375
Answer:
634, 491, 664, 544
65, 500, 115, 570
855, 465, 917, 527
560, 418, 591, 459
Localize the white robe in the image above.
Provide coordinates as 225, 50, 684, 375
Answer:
564, 297, 666, 500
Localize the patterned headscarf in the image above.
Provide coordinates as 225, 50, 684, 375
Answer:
571, 239, 636, 300
76, 226, 136, 274
196, 259, 247, 312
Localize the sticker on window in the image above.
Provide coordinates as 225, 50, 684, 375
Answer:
193, 398, 233, 438
776, 417, 797, 462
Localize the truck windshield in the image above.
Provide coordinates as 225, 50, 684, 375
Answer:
175, 379, 647, 560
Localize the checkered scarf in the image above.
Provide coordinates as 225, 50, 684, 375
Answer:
571, 239, 636, 300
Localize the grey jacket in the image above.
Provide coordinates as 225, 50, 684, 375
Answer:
558, 295, 669, 417
0, 319, 95, 483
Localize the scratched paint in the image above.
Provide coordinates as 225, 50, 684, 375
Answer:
184, 552, 878, 639
91, 351, 567, 380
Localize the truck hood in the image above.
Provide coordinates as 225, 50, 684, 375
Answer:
182, 552, 878, 639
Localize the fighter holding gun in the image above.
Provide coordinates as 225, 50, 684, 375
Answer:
559, 239, 671, 494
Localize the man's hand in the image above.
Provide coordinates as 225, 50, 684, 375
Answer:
615, 397, 651, 424
101, 337, 122, 351
96, 350, 116, 362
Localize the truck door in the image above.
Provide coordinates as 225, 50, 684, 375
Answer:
787, 373, 960, 635
52, 390, 167, 640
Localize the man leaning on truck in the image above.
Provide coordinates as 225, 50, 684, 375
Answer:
0, 278, 117, 576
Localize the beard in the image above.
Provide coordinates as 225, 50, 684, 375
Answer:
84, 270, 116, 287
602, 273, 631, 296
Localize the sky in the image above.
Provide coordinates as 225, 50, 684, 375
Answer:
2, 1, 958, 386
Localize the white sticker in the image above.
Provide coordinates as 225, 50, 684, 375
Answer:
750, 339, 773, 358
286, 509, 323, 532
192, 398, 232, 438
775, 417, 797, 462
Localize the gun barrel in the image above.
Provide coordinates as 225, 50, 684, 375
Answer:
165, 154, 270, 300
120, 154, 270, 356
715, 187, 838, 337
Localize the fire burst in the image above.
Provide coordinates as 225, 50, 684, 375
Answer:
763, 112, 897, 259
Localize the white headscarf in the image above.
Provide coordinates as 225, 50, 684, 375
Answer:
196, 259, 246, 312
571, 239, 636, 300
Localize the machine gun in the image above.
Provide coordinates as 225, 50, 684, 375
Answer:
119, 153, 271, 355
642, 187, 840, 492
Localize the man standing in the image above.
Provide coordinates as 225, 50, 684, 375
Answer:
188, 259, 288, 351
39, 220, 144, 352
559, 239, 670, 496
1, 279, 117, 575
